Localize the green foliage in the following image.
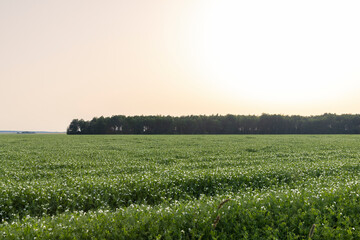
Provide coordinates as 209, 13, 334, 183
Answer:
1, 135, 360, 239
67, 113, 360, 134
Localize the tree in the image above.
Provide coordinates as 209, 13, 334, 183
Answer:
66, 114, 360, 135
67, 119, 80, 134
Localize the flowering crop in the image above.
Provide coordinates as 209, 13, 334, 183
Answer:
1, 134, 360, 239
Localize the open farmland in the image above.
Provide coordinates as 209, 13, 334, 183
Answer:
1, 134, 360, 239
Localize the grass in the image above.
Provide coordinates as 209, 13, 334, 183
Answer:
1, 134, 360, 239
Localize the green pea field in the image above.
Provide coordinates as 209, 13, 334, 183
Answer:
1, 134, 360, 239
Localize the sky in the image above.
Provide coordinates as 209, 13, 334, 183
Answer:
1, 0, 360, 131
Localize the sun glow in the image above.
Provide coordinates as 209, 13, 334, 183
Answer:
2, 1, 360, 131
185, 0, 360, 106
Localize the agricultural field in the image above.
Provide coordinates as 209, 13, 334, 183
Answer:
1, 134, 360, 239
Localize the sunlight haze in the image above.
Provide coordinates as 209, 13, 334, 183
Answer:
1, 0, 360, 131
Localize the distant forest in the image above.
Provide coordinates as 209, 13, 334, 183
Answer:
67, 114, 360, 134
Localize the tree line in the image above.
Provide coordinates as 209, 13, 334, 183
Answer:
66, 113, 360, 134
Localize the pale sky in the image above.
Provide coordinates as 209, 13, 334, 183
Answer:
1, 1, 360, 131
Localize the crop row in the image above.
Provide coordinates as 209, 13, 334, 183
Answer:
1, 178, 360, 239
1, 161, 359, 223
